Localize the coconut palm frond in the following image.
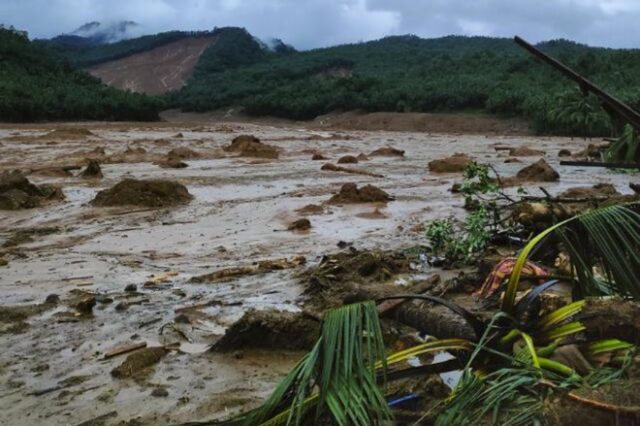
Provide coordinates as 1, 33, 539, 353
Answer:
502, 203, 640, 313
231, 302, 390, 426
558, 204, 640, 299
435, 368, 545, 426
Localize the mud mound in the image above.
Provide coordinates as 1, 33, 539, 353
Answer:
157, 159, 188, 169
305, 249, 411, 309
356, 153, 369, 161
559, 183, 619, 199
111, 347, 167, 379
321, 163, 383, 178
356, 208, 388, 219
515, 159, 559, 182
296, 204, 324, 215
311, 153, 327, 160
428, 153, 473, 173
167, 147, 200, 160
224, 135, 279, 159
370, 146, 405, 157
41, 128, 95, 139
508, 147, 545, 156
91, 179, 192, 207
80, 160, 103, 179
224, 135, 261, 152
124, 146, 146, 155
288, 218, 311, 231
558, 149, 572, 157
328, 183, 392, 204
213, 310, 320, 351
337, 155, 358, 164
0, 171, 64, 210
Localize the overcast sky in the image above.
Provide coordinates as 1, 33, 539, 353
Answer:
2, 0, 639, 49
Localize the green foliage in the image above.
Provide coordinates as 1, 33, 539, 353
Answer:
0, 29, 162, 122
503, 202, 640, 313
172, 35, 640, 136
603, 124, 640, 163
425, 208, 490, 263
548, 89, 612, 138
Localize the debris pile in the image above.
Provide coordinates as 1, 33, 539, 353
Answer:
328, 183, 393, 204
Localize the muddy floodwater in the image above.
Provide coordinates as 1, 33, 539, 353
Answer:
0, 120, 632, 425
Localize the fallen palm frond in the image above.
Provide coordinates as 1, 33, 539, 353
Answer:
502, 202, 640, 313
237, 301, 390, 426
603, 124, 640, 163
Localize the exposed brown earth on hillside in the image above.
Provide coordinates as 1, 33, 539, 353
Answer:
87, 36, 217, 95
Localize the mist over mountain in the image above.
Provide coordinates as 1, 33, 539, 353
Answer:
69, 20, 141, 44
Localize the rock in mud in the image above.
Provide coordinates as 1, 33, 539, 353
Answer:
80, 160, 103, 179
515, 159, 559, 182
73, 295, 96, 315
356, 153, 369, 161
91, 179, 192, 207
288, 218, 311, 231
337, 155, 358, 164
110, 347, 167, 379
328, 183, 392, 204
167, 147, 200, 160
0, 171, 64, 210
508, 147, 545, 156
369, 146, 405, 157
213, 310, 320, 351
558, 149, 572, 157
151, 387, 169, 397
504, 158, 522, 163
428, 153, 473, 173
224, 135, 279, 159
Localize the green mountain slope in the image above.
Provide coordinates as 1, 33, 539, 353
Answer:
0, 28, 163, 122
174, 34, 640, 135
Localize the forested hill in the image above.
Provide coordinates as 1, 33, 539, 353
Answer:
173, 35, 640, 135
0, 28, 163, 122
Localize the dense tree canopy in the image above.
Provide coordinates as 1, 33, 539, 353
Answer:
173, 34, 640, 136
0, 28, 163, 122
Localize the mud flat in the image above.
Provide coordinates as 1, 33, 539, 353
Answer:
0, 120, 632, 425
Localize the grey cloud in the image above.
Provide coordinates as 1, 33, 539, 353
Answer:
0, 0, 638, 49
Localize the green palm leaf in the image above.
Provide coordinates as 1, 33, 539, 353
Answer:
503, 202, 640, 313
